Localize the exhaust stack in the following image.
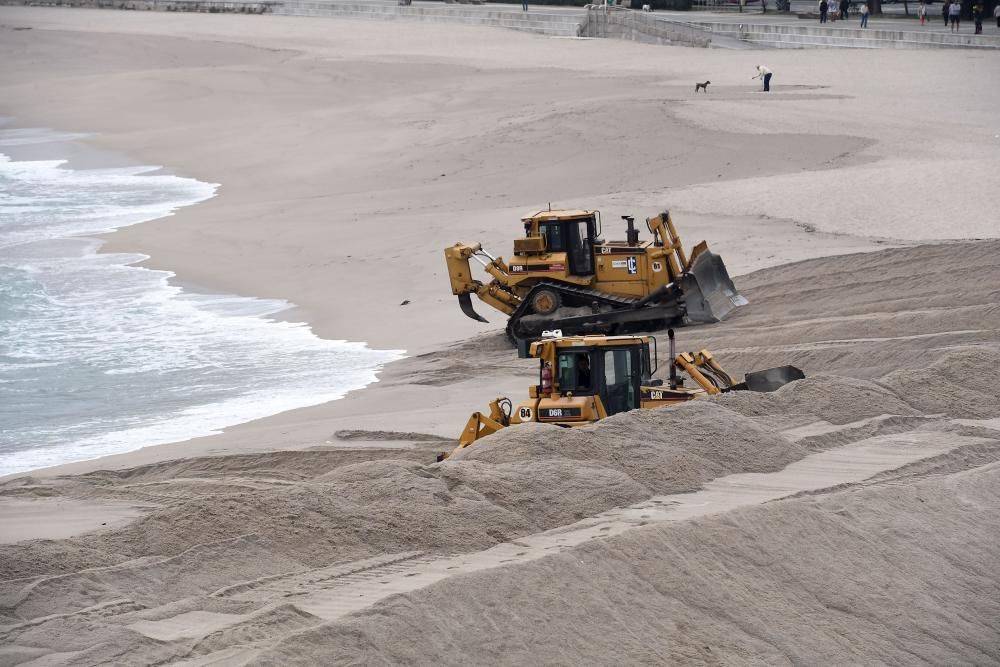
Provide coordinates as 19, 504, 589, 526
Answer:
623, 216, 640, 246
668, 328, 678, 390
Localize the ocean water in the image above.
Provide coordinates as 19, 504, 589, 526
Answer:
0, 131, 404, 476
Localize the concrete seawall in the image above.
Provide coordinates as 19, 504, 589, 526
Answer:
3, 0, 997, 49
581, 7, 713, 47
688, 18, 1000, 48
274, 0, 584, 36
0, 0, 279, 11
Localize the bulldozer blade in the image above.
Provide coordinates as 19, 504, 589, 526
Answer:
458, 293, 489, 323
742, 365, 805, 393
679, 248, 748, 323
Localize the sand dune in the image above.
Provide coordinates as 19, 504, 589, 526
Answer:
2, 240, 999, 664
257, 461, 1000, 666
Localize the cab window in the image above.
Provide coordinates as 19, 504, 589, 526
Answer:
557, 352, 593, 394
601, 348, 637, 415
539, 222, 565, 252
568, 220, 594, 276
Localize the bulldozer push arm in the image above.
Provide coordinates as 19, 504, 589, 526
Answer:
438, 398, 513, 461
674, 350, 737, 395
444, 242, 521, 322
669, 329, 803, 394
646, 211, 747, 324
645, 211, 688, 281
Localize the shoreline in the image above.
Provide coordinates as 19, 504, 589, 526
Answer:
0, 128, 406, 480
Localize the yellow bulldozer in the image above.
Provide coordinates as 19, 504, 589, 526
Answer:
439, 329, 803, 460
444, 208, 746, 354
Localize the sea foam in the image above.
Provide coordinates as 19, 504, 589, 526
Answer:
0, 130, 403, 476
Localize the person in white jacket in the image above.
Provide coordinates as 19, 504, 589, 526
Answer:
752, 64, 772, 92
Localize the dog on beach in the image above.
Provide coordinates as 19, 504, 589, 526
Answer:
695, 80, 711, 93
641, 3, 652, 10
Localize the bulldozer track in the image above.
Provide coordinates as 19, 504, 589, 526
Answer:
210, 551, 429, 601
536, 282, 642, 310
507, 282, 684, 352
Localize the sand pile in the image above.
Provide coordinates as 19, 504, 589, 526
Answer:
0, 448, 438, 581
693, 240, 1000, 382
437, 460, 646, 528
715, 373, 921, 425
4, 366, 990, 640
880, 347, 1000, 419
454, 402, 805, 494
255, 462, 1000, 666
4, 235, 1000, 663
0, 402, 806, 624
2, 268, 1000, 663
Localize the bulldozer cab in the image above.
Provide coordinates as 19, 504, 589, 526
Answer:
553, 340, 649, 416
524, 211, 597, 277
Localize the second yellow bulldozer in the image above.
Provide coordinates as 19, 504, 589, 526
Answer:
440, 329, 803, 460
445, 208, 746, 355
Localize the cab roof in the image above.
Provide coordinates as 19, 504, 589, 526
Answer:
522, 209, 594, 223
531, 335, 650, 352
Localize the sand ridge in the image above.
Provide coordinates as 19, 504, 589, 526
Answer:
2, 241, 999, 662
1, 352, 998, 663
257, 460, 1000, 666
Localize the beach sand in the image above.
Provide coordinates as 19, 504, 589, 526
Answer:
3, 7, 997, 475
1, 7, 999, 664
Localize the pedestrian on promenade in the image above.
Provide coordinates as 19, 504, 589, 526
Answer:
839, 0, 849, 19
943, 0, 951, 24
752, 64, 772, 92
949, 0, 961, 30
819, 0, 829, 22
917, 1, 926, 24
859, 1, 869, 27
995, 2, 1000, 27
522, 0, 528, 11
973, 2, 983, 32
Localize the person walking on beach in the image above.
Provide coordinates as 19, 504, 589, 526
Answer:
752, 64, 773, 92
949, 0, 961, 30
819, 0, 829, 22
859, 1, 869, 27
973, 2, 983, 32
917, 1, 927, 24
